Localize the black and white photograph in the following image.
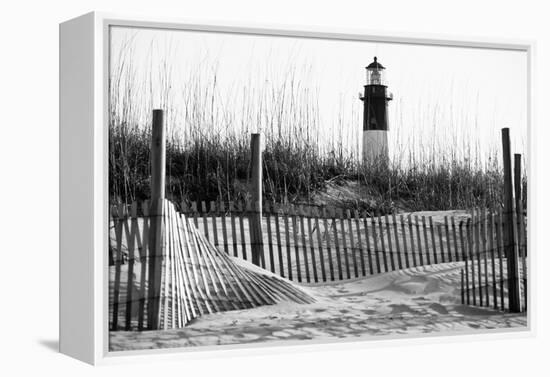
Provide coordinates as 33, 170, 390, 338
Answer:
6, 0, 550, 374
107, 25, 528, 352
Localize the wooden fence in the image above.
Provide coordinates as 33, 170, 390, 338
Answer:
109, 200, 314, 331
111, 199, 528, 319
112, 200, 522, 282
110, 199, 528, 332
459, 128, 528, 313
179, 200, 474, 282
460, 208, 528, 312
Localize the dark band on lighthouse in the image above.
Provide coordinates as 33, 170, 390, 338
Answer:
360, 56, 392, 131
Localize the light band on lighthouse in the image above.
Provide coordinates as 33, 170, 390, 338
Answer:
360, 56, 392, 164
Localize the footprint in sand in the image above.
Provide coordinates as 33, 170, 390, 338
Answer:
428, 303, 449, 314
412, 297, 429, 301
272, 331, 292, 338
389, 304, 420, 315
362, 309, 377, 315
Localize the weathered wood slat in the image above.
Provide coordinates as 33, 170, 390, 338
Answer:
459, 219, 469, 305
299, 207, 311, 283
400, 214, 410, 269
291, 208, 302, 282
315, 210, 327, 282
364, 211, 374, 275
323, 208, 335, 281
238, 201, 247, 261
111, 205, 124, 330
408, 215, 417, 267
466, 215, 476, 306
124, 203, 138, 330
415, 215, 424, 266
161, 202, 171, 328
220, 202, 229, 254
339, 209, 351, 279
474, 209, 483, 306
392, 213, 402, 270
461, 269, 465, 305
496, 209, 505, 310
248, 201, 265, 268
167, 202, 178, 328
444, 216, 453, 262
371, 215, 381, 274
355, 210, 367, 276
170, 204, 184, 327
274, 208, 285, 278
378, 214, 388, 272
307, 213, 319, 283
488, 212, 498, 309
137, 202, 150, 330
348, 210, 359, 277
438, 224, 445, 264
451, 216, 460, 261
332, 212, 343, 280
480, 209, 490, 306
283, 210, 293, 280
385, 214, 395, 271
191, 202, 199, 229
171, 213, 186, 327
518, 207, 528, 310
511, 207, 523, 311
169, 207, 188, 328
429, 216, 438, 265
201, 201, 209, 241
265, 203, 275, 273
421, 216, 430, 266
211, 201, 220, 249
229, 201, 239, 258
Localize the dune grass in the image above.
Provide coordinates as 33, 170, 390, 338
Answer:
109, 124, 519, 213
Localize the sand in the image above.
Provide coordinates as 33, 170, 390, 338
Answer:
109, 261, 527, 351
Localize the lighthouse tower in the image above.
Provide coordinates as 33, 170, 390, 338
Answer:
360, 57, 392, 164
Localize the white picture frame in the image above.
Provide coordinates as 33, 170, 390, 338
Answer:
59, 11, 535, 365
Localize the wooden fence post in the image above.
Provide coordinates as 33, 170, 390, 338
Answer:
249, 133, 264, 266
502, 128, 521, 312
147, 109, 166, 329
514, 153, 527, 310
514, 154, 522, 221
151, 110, 166, 201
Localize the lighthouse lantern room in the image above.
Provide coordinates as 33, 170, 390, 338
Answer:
365, 57, 386, 86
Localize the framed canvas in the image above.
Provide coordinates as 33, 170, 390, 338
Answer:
59, 12, 535, 365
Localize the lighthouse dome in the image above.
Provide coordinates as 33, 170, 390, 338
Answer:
366, 56, 385, 70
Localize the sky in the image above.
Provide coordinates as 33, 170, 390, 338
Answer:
109, 26, 528, 164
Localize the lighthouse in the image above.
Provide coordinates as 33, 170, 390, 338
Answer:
360, 57, 392, 164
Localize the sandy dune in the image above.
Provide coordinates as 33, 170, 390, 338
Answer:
109, 261, 526, 351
